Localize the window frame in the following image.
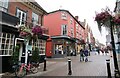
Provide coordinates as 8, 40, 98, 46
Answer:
61, 24, 67, 35
0, 0, 9, 12
61, 12, 67, 20
0, 32, 15, 56
16, 8, 27, 26
32, 39, 46, 55
32, 12, 39, 25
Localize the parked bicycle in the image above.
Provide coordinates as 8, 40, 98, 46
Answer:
12, 62, 39, 77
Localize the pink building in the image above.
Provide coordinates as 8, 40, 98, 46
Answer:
44, 10, 85, 57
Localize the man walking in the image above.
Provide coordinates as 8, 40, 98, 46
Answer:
84, 49, 89, 62
80, 49, 84, 62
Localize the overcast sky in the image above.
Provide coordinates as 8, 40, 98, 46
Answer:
35, 0, 116, 45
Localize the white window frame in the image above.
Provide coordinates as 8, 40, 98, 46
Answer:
0, 0, 9, 12
71, 28, 74, 37
32, 39, 46, 55
0, 32, 15, 56
61, 25, 67, 35
70, 18, 73, 24
16, 8, 27, 26
32, 12, 39, 26
61, 12, 67, 20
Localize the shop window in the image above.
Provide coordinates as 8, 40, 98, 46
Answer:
0, 32, 15, 56
32, 39, 46, 55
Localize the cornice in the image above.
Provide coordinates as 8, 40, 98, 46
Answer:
14, 0, 45, 15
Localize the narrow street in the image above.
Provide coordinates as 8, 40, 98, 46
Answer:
27, 52, 115, 76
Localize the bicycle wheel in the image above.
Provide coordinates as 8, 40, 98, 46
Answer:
31, 66, 38, 73
15, 66, 26, 77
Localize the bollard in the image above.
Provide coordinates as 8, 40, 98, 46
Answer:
43, 57, 47, 71
106, 59, 112, 78
68, 58, 72, 75
114, 69, 120, 78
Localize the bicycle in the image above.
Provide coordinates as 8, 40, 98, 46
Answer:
13, 62, 39, 77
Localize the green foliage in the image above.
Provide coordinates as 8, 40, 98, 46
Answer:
10, 45, 19, 65
31, 47, 40, 63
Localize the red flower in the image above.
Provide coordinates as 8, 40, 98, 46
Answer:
95, 11, 111, 22
114, 17, 120, 25
20, 31, 29, 37
32, 25, 43, 35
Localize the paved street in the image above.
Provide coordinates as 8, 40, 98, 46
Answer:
27, 52, 115, 77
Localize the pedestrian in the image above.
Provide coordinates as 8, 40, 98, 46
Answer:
84, 49, 89, 62
80, 49, 84, 62
105, 48, 108, 55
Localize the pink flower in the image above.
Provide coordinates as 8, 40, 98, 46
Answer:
95, 11, 111, 22
32, 26, 43, 35
114, 17, 120, 25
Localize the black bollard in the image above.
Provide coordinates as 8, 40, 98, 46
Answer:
106, 59, 112, 78
43, 57, 47, 71
114, 69, 120, 78
68, 58, 72, 75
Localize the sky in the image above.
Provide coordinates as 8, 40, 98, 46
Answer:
35, 0, 116, 45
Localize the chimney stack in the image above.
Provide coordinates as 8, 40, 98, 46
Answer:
75, 16, 79, 20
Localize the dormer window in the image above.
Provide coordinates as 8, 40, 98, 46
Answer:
61, 12, 67, 20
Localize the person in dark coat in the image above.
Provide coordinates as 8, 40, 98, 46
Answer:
84, 49, 89, 62
80, 49, 84, 62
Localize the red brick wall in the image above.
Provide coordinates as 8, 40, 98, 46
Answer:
8, 1, 42, 25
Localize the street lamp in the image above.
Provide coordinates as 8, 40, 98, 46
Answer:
95, 7, 120, 77
110, 17, 120, 77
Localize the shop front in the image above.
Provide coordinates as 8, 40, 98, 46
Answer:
0, 11, 19, 73
51, 36, 76, 58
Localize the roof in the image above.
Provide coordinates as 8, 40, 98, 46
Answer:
47, 9, 85, 29
29, 0, 47, 14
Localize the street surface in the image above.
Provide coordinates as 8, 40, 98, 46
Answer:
27, 52, 115, 77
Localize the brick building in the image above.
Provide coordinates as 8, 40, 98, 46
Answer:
43, 9, 85, 58
0, 0, 49, 73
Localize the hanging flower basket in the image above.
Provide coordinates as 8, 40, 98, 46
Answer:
19, 25, 43, 41
114, 17, 120, 25
95, 7, 120, 32
32, 25, 43, 35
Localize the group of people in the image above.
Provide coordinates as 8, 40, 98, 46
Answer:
80, 49, 89, 62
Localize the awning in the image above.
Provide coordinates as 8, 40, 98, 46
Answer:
51, 35, 76, 42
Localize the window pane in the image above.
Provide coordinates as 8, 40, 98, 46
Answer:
0, 50, 2, 55
5, 45, 8, 49
1, 44, 4, 49
32, 12, 38, 24
10, 45, 13, 49
3, 33, 6, 37
0, 32, 2, 37
9, 50, 12, 55
2, 50, 4, 55
7, 33, 10, 38
4, 50, 8, 55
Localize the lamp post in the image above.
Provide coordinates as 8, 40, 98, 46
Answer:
110, 17, 120, 77
95, 8, 120, 77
